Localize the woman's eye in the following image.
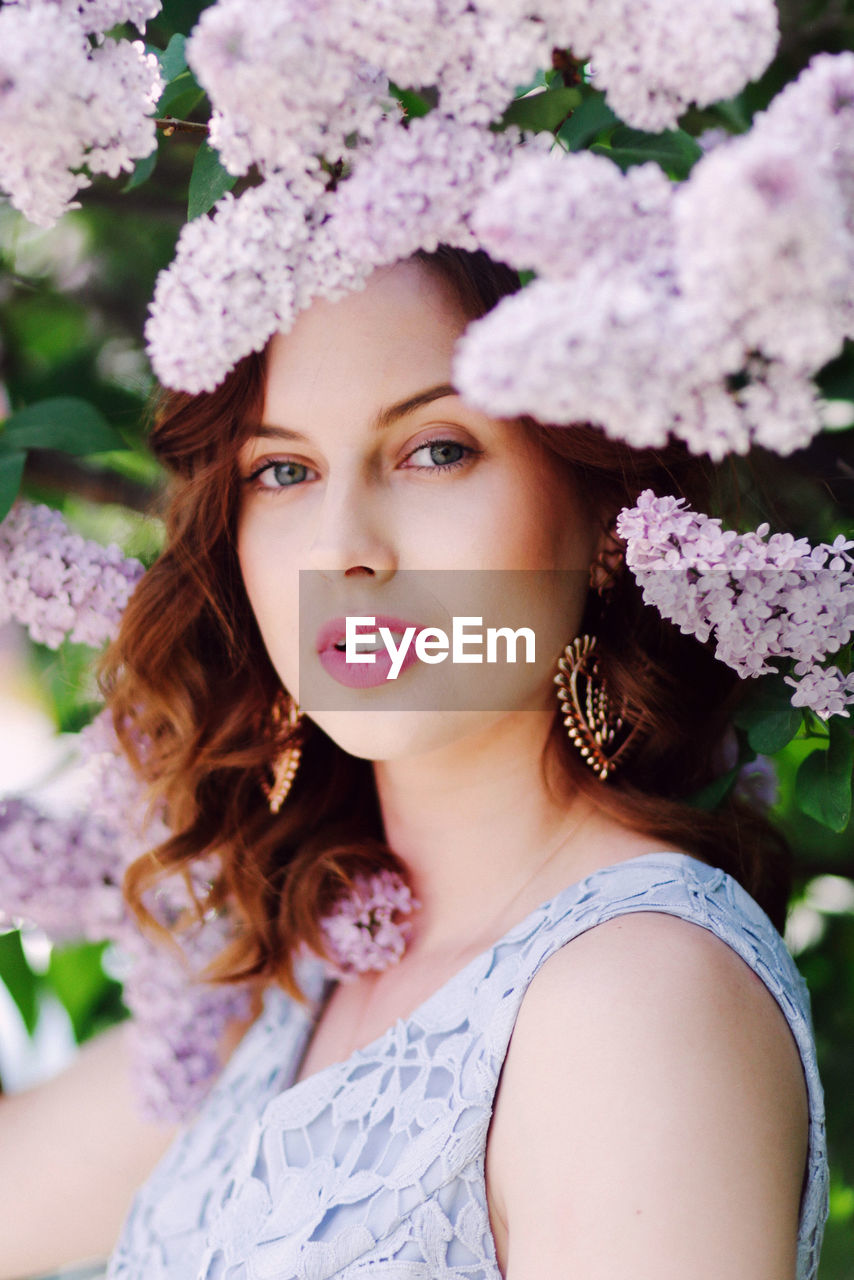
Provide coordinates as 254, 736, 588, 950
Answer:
251, 459, 316, 489
403, 439, 475, 472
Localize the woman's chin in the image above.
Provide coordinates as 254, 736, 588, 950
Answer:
305, 706, 512, 763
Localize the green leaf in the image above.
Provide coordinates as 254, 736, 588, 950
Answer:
592, 126, 703, 179
0, 450, 26, 520
390, 86, 434, 119
47, 941, 124, 1043
1, 398, 127, 455
558, 91, 617, 151
795, 721, 854, 833
188, 142, 239, 219
501, 86, 582, 133
732, 678, 804, 755
159, 32, 188, 83
0, 930, 40, 1036
123, 147, 158, 192
157, 69, 205, 119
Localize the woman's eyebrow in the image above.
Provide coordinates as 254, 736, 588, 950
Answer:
250, 382, 459, 442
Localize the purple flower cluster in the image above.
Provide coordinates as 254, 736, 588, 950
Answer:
616, 490, 854, 720
146, 0, 781, 399
0, 2, 162, 228
319, 870, 420, 981
146, 115, 518, 392
455, 54, 854, 461
0, 709, 254, 1122
0, 501, 144, 649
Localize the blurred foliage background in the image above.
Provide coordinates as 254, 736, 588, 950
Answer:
0, 0, 852, 1274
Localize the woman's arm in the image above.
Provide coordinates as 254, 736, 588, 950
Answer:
0, 1022, 179, 1279
486, 911, 809, 1280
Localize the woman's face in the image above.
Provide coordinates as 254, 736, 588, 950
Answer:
236, 259, 602, 760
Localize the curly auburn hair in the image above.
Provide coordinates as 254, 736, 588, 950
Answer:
101, 246, 791, 999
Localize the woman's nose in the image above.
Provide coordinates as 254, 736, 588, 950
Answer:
305, 473, 397, 578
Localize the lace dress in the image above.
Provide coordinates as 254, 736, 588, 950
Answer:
108, 851, 829, 1279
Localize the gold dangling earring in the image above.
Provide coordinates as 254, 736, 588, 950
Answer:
554, 634, 632, 781
261, 691, 305, 814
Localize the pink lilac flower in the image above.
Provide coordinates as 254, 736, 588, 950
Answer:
319, 870, 420, 980
0, 3, 162, 227
0, 502, 145, 649
616, 490, 854, 719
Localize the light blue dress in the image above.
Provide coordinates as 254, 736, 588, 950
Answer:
108, 852, 828, 1279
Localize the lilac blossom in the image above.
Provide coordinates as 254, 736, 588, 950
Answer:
674, 132, 854, 376
0, 709, 253, 1123
15, 0, 162, 31
319, 870, 419, 980
337, 0, 550, 129
146, 177, 326, 395
470, 149, 673, 280
329, 114, 519, 264
563, 0, 778, 132
147, 115, 515, 392
616, 491, 854, 719
186, 0, 393, 181
457, 52, 854, 460
0, 501, 145, 649
0, 3, 162, 227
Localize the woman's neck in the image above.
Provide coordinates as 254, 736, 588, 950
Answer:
372, 709, 604, 957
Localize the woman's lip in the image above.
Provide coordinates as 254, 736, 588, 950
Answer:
315, 614, 428, 689
315, 614, 426, 655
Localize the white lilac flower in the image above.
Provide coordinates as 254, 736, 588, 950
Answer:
0, 501, 145, 649
675, 137, 854, 376
0, 3, 162, 227
338, 0, 550, 128
454, 263, 684, 449
329, 114, 519, 265
616, 490, 854, 719
16, 0, 162, 32
470, 150, 673, 279
145, 177, 326, 394
186, 0, 393, 181
147, 114, 516, 392
561, 0, 779, 132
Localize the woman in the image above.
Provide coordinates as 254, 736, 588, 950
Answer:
0, 247, 826, 1279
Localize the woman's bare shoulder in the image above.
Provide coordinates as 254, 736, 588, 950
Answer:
486, 911, 809, 1280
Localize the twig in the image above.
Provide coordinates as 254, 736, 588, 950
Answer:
155, 117, 209, 137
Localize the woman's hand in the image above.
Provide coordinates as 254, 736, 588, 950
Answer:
486, 912, 809, 1280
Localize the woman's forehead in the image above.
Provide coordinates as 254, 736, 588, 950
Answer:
261, 261, 471, 426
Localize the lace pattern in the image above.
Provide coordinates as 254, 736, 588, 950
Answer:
108, 852, 829, 1279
